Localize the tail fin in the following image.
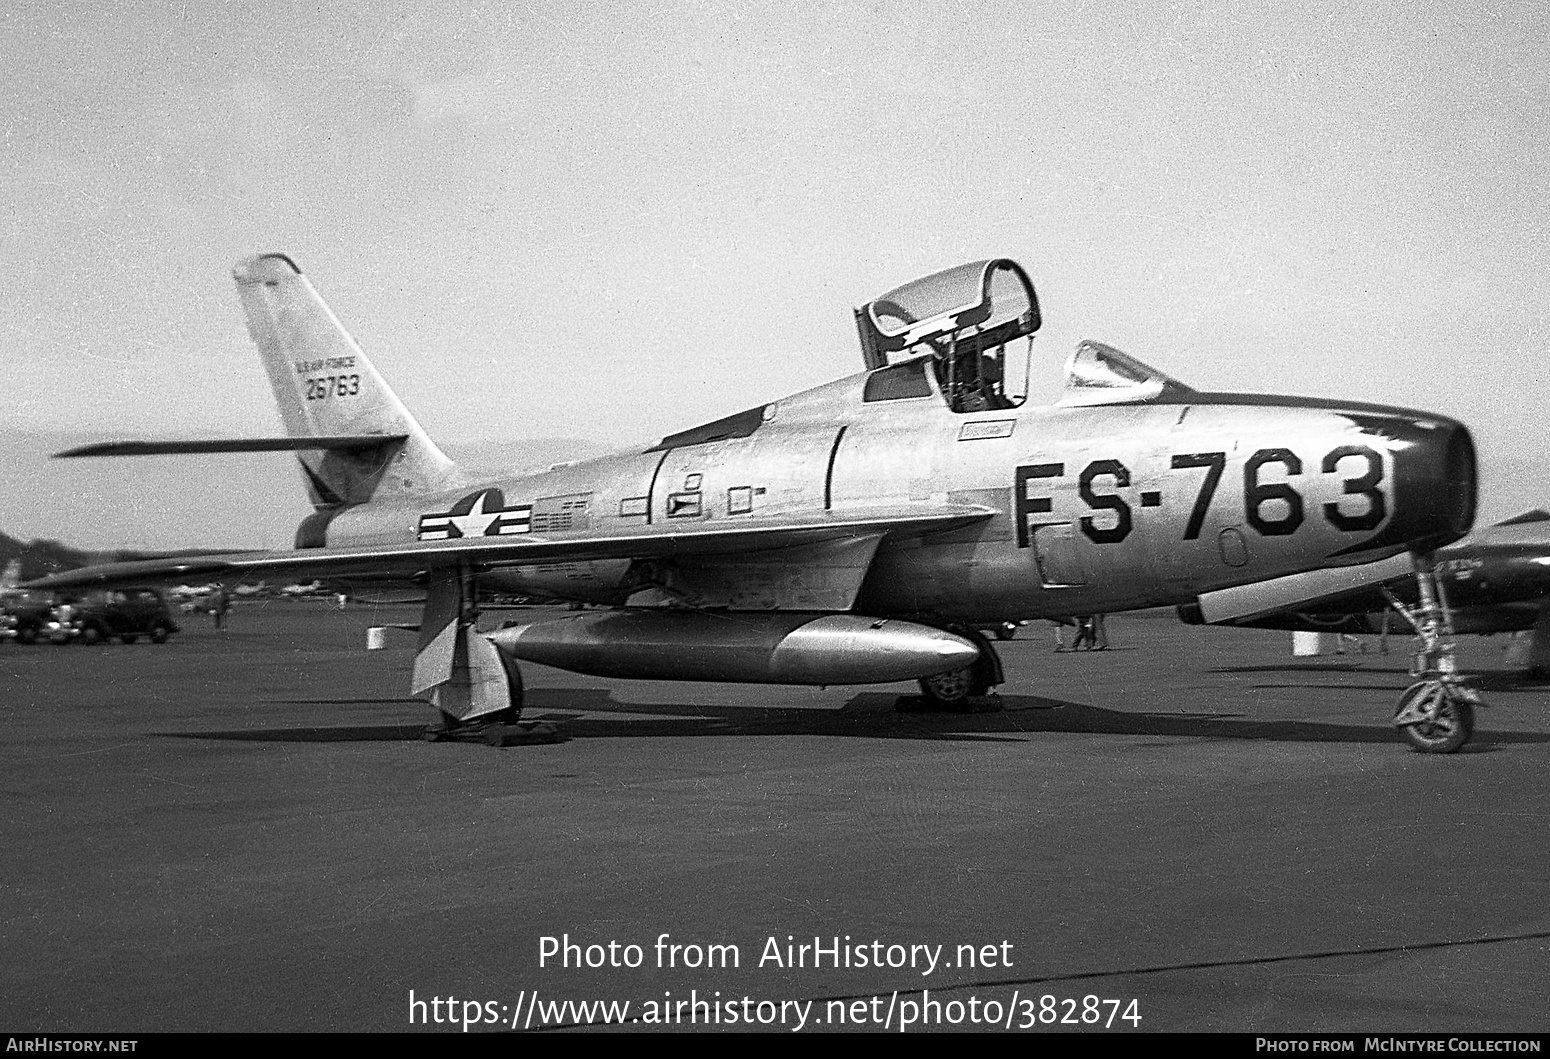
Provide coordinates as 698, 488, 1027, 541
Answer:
233, 254, 465, 508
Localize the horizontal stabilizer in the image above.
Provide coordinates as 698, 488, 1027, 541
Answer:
1495, 508, 1550, 527
1189, 553, 1414, 625
54, 435, 409, 458
24, 504, 995, 592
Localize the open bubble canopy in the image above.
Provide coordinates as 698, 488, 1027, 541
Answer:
854, 258, 1193, 407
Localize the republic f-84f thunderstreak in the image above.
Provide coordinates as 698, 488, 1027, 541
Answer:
39, 255, 1480, 750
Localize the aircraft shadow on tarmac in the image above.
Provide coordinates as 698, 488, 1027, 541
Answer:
1211, 662, 1374, 674
1213, 663, 1550, 694
1459, 671, 1550, 692
161, 687, 1550, 748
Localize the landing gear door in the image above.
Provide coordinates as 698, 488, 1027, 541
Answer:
1016, 459, 1089, 589
1029, 523, 1088, 586
1015, 450, 1154, 594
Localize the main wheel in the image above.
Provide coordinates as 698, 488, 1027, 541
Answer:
149, 623, 171, 644
993, 622, 1017, 641
918, 667, 974, 709
423, 711, 459, 741
1395, 681, 1476, 754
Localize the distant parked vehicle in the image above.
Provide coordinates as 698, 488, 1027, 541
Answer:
1, 593, 55, 644
47, 588, 179, 645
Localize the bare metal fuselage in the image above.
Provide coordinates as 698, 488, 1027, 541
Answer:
318, 367, 1474, 626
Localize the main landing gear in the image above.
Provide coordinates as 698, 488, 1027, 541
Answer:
413, 565, 544, 745
420, 651, 539, 744
905, 626, 1004, 712
1383, 552, 1480, 754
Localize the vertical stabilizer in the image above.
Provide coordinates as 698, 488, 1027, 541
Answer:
233, 254, 465, 507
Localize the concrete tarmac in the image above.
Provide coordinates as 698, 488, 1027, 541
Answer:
2, 601, 1547, 1033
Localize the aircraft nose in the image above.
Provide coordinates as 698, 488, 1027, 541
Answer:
1362, 413, 1476, 553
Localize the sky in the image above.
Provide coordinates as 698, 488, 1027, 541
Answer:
3, 0, 1548, 549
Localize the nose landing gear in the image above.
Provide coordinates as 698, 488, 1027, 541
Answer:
1393, 679, 1476, 753
1384, 552, 1480, 754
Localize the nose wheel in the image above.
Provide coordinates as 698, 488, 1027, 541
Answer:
1383, 552, 1481, 754
1393, 680, 1476, 753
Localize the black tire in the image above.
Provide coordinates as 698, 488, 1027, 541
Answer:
993, 623, 1017, 641
15, 626, 37, 645
918, 667, 974, 709
1396, 682, 1476, 754
79, 624, 103, 645
492, 651, 525, 725
120, 635, 137, 645
149, 623, 170, 644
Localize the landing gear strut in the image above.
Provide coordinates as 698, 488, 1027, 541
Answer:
1383, 551, 1479, 754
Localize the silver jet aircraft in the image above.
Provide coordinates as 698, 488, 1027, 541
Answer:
38, 256, 1480, 750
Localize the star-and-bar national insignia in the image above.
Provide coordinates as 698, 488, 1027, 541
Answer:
418, 489, 533, 540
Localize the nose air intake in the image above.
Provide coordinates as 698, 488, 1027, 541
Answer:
1360, 417, 1476, 556
1439, 423, 1477, 544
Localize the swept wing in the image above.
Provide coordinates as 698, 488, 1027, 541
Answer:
26, 504, 995, 591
